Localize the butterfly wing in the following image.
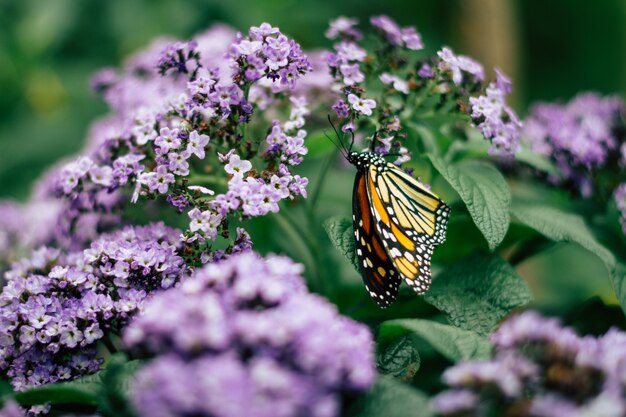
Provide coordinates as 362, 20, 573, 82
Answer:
352, 170, 401, 307
366, 163, 450, 293
375, 163, 450, 246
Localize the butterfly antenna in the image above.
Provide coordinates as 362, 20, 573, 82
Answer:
323, 130, 347, 157
369, 130, 378, 152
327, 115, 349, 157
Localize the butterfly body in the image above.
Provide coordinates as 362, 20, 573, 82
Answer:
348, 151, 450, 307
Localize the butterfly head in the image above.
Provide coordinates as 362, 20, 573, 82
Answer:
347, 151, 387, 171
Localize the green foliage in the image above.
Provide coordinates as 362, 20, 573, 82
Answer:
376, 336, 421, 381
512, 203, 615, 270
429, 155, 511, 250
12, 378, 99, 407
347, 376, 433, 417
324, 216, 359, 272
379, 319, 492, 362
6, 354, 140, 416
424, 254, 533, 336
511, 203, 625, 310
514, 147, 560, 176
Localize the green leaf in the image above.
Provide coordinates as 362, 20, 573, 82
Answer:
98, 354, 143, 417
323, 216, 359, 272
424, 254, 533, 336
376, 336, 420, 382
408, 123, 439, 155
511, 203, 615, 269
429, 156, 511, 250
610, 263, 626, 315
13, 378, 100, 406
512, 203, 625, 312
10, 354, 142, 417
379, 319, 491, 362
347, 376, 433, 417
515, 146, 560, 176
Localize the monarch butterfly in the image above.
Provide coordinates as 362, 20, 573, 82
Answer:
328, 121, 450, 307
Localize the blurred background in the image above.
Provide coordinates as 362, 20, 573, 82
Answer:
1, 0, 625, 199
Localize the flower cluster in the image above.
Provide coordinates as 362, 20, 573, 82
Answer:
0, 223, 185, 390
433, 311, 626, 417
434, 47, 520, 157
0, 162, 123, 271
0, 401, 25, 417
229, 23, 311, 87
325, 16, 406, 162
468, 69, 521, 156
522, 92, 625, 197
124, 252, 375, 417
324, 16, 521, 162
51, 23, 311, 262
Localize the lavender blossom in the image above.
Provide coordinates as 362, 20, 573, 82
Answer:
370, 15, 423, 50
522, 92, 625, 196
47, 24, 313, 262
0, 223, 186, 390
433, 311, 626, 417
436, 47, 484, 85
125, 252, 375, 417
469, 69, 521, 156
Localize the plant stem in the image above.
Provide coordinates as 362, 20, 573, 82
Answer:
310, 152, 336, 210
102, 333, 119, 354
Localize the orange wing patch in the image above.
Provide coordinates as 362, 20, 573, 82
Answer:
352, 171, 401, 307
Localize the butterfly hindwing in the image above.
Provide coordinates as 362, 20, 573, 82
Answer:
352, 171, 401, 307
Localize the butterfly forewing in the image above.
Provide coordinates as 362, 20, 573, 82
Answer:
352, 171, 401, 307
366, 163, 449, 293
381, 164, 450, 245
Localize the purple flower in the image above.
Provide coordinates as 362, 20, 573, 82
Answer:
333, 41, 366, 63
379, 73, 409, 94
401, 27, 423, 50
522, 92, 624, 196
125, 252, 375, 417
331, 99, 350, 119
157, 40, 200, 76
431, 390, 478, 416
469, 74, 521, 157
325, 17, 362, 40
437, 47, 485, 85
0, 223, 186, 389
154, 127, 182, 152
348, 94, 376, 116
370, 15, 403, 45
339, 63, 364, 86
434, 311, 626, 417
186, 130, 210, 159
417, 64, 435, 79
370, 15, 423, 50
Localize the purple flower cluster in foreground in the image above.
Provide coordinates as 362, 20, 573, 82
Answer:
325, 15, 520, 160
522, 92, 625, 197
124, 252, 375, 417
0, 223, 185, 390
433, 311, 626, 417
